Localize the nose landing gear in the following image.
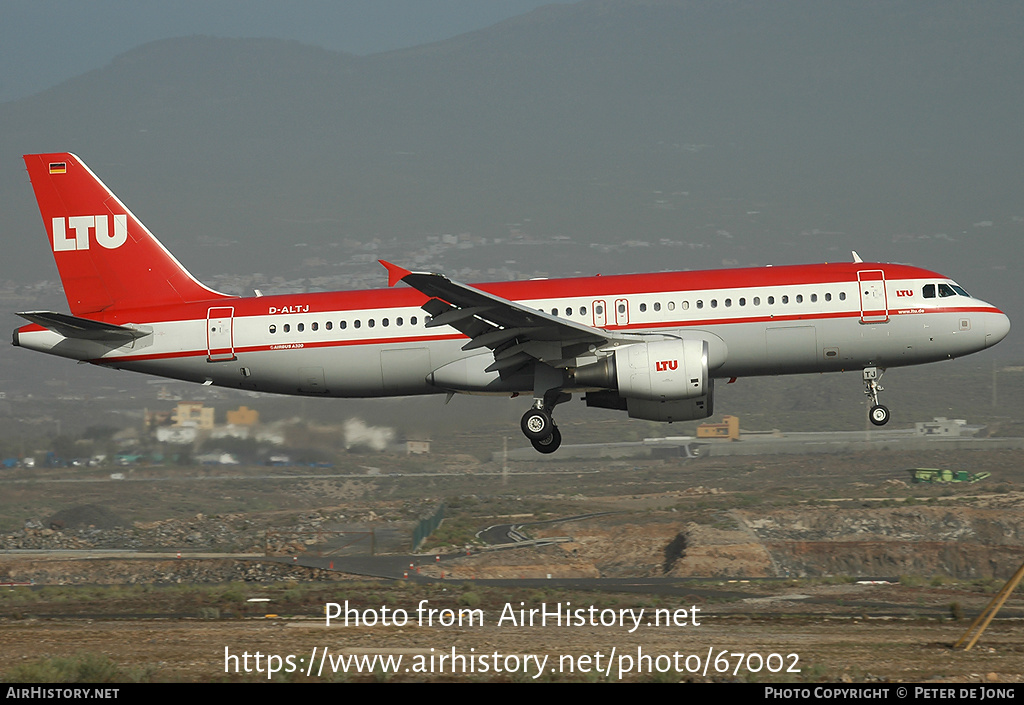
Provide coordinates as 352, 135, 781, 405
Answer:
863, 367, 889, 426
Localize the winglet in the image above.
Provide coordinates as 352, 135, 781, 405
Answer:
379, 260, 412, 287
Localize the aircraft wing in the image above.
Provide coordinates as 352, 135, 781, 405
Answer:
17, 311, 151, 342
380, 261, 633, 373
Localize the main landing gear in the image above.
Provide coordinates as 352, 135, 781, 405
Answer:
520, 363, 569, 454
863, 366, 890, 426
521, 402, 564, 454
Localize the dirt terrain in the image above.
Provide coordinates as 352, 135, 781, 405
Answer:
2, 447, 1023, 682
0, 569, 1021, 683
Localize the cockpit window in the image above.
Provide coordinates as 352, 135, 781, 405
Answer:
951, 285, 970, 297
922, 284, 935, 298
938, 283, 956, 298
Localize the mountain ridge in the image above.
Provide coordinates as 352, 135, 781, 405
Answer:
2, 0, 1020, 324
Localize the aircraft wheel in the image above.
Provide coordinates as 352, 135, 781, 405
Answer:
869, 404, 890, 426
531, 427, 562, 454
521, 408, 553, 440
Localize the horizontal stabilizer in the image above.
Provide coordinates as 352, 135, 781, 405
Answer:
17, 311, 151, 342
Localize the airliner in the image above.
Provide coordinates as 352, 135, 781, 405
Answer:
13, 153, 1010, 453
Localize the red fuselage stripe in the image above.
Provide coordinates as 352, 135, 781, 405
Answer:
84, 261, 947, 325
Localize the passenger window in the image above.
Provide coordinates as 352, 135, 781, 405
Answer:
297, 323, 304, 332
667, 302, 675, 311
354, 320, 361, 329
368, 319, 375, 328
326, 321, 333, 331
654, 302, 661, 312
312, 322, 318, 331
753, 297, 760, 305
739, 298, 746, 306
781, 295, 789, 304
796, 295, 803, 303
768, 296, 775, 305
724, 298, 732, 307
810, 294, 817, 303
283, 324, 290, 333
396, 317, 403, 326
269, 325, 276, 334
411, 316, 418, 325
825, 293, 832, 302
340, 321, 347, 329
382, 318, 389, 327
839, 292, 847, 301
696, 300, 703, 309
639, 303, 647, 312
681, 301, 689, 310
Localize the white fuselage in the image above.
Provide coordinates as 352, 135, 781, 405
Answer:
15, 267, 1009, 398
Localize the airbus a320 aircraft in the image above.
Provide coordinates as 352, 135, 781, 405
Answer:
13, 153, 1011, 453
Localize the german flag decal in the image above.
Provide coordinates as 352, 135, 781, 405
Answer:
48, 162, 67, 174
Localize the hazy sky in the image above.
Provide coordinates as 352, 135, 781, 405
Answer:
1, 0, 572, 103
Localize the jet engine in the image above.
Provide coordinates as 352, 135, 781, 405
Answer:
574, 338, 714, 422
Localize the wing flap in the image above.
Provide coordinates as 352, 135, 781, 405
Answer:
424, 305, 492, 329
421, 298, 495, 340
485, 352, 534, 373
461, 326, 543, 351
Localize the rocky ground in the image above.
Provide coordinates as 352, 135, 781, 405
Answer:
2, 448, 1023, 682
0, 573, 1021, 683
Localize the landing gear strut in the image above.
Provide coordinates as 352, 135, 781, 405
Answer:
863, 367, 890, 426
521, 364, 568, 453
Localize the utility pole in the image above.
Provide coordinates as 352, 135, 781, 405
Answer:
502, 436, 508, 485
992, 360, 998, 407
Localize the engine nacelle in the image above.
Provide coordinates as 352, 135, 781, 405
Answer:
626, 380, 714, 421
616, 338, 707, 400
574, 339, 708, 399
585, 381, 714, 421
576, 338, 713, 422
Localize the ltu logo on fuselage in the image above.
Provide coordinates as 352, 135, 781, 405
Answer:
52, 215, 128, 251
655, 360, 678, 372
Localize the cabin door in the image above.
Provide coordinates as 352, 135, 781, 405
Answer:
207, 307, 236, 361
857, 270, 889, 323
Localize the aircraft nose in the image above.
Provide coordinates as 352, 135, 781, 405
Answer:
985, 310, 1010, 348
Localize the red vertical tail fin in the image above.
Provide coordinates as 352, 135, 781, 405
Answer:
23, 153, 233, 315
